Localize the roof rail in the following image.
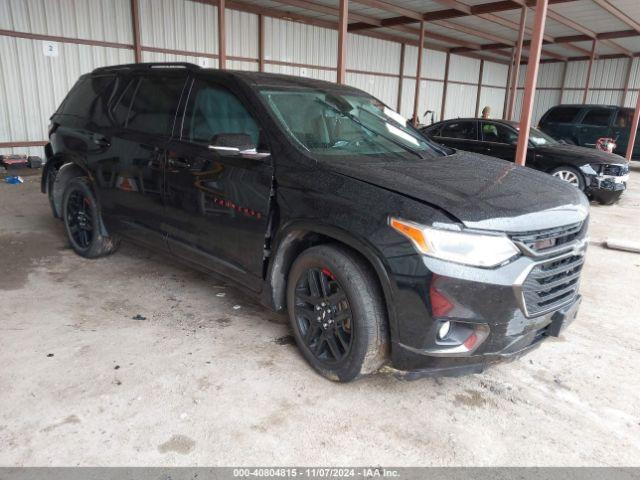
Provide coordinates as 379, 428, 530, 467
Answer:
91, 62, 201, 74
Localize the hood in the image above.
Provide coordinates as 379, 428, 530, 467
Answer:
322, 150, 589, 233
536, 143, 626, 165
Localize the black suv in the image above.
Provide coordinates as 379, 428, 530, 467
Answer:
421, 118, 629, 205
43, 63, 589, 382
539, 104, 639, 160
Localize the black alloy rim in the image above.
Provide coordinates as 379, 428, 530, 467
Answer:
66, 190, 94, 249
294, 267, 353, 364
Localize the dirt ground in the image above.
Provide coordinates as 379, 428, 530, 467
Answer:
0, 166, 639, 467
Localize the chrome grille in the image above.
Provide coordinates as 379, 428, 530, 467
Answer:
522, 254, 585, 316
510, 221, 585, 253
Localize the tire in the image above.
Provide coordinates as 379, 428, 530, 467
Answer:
286, 244, 388, 382
550, 166, 585, 191
62, 177, 120, 258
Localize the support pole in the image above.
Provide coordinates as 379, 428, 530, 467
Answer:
397, 43, 405, 112
218, 0, 227, 69
475, 60, 484, 117
559, 60, 568, 103
621, 57, 633, 107
337, 0, 348, 84
502, 52, 512, 119
626, 91, 640, 161
514, 0, 548, 167
582, 39, 597, 104
412, 20, 425, 126
440, 52, 450, 122
507, 6, 527, 121
258, 14, 265, 72
130, 0, 142, 63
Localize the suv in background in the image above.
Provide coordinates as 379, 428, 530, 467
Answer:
539, 104, 638, 159
421, 118, 629, 205
43, 63, 588, 382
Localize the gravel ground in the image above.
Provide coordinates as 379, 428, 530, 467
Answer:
0, 166, 639, 466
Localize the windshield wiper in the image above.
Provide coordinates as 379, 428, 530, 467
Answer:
314, 98, 425, 160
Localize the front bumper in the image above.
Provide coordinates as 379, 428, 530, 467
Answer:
582, 166, 628, 202
386, 242, 585, 375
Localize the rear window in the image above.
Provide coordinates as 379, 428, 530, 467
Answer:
582, 108, 613, 127
57, 75, 116, 119
542, 107, 581, 124
111, 74, 187, 136
440, 121, 477, 140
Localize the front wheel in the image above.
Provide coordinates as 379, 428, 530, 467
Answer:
286, 245, 388, 382
62, 177, 120, 258
550, 166, 585, 191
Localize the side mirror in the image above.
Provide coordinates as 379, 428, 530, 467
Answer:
208, 133, 270, 159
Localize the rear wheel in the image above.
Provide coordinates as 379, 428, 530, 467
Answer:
62, 177, 120, 258
286, 245, 388, 382
550, 166, 585, 191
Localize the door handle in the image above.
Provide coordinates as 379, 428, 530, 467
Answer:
168, 157, 191, 168
92, 135, 110, 147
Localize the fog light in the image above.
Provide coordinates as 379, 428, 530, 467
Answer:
438, 321, 451, 340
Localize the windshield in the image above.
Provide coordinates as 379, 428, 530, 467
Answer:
528, 127, 558, 146
259, 88, 443, 159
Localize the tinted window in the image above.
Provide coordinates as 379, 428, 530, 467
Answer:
543, 107, 581, 124
582, 108, 613, 127
423, 125, 442, 137
481, 122, 517, 144
111, 78, 138, 127
441, 121, 477, 140
58, 75, 116, 119
183, 80, 260, 147
125, 75, 186, 135
614, 109, 633, 129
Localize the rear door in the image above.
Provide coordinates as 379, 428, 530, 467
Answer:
610, 108, 635, 155
91, 71, 188, 250
433, 120, 480, 153
576, 107, 615, 148
162, 77, 274, 290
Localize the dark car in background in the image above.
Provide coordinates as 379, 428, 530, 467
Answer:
539, 104, 639, 160
44, 63, 588, 382
421, 118, 629, 205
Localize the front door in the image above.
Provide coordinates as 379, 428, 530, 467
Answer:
479, 121, 518, 161
163, 78, 273, 291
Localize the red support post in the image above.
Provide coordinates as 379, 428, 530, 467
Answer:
440, 51, 450, 121
626, 91, 640, 161
130, 0, 142, 63
621, 57, 633, 107
475, 60, 484, 117
258, 14, 265, 72
218, 0, 227, 69
397, 43, 405, 112
514, 0, 549, 167
412, 21, 425, 126
507, 6, 527, 121
337, 0, 348, 84
582, 39, 597, 104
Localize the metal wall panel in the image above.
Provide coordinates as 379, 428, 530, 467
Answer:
586, 89, 622, 106
399, 79, 444, 123
141, 50, 219, 68
402, 46, 447, 80
478, 87, 506, 118
346, 34, 400, 74
139, 0, 217, 54
513, 89, 562, 125
564, 60, 589, 88
482, 61, 508, 87
448, 54, 480, 83
227, 9, 258, 59
591, 57, 630, 89
537, 62, 565, 88
561, 89, 583, 105
443, 83, 477, 119
0, 36, 133, 152
0, 0, 133, 43
346, 73, 399, 108
629, 58, 640, 90
264, 17, 337, 68
625, 90, 639, 109
265, 63, 336, 83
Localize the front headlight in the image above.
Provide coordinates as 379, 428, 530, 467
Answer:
389, 217, 520, 268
